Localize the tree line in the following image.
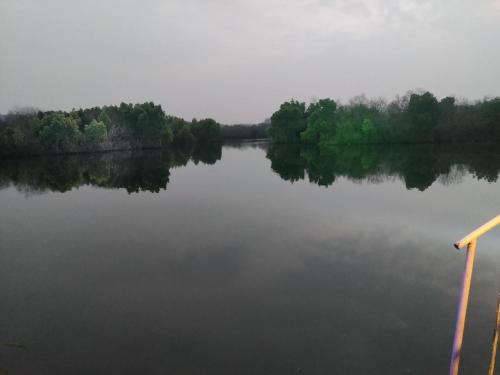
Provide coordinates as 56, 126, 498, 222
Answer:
0, 102, 222, 156
269, 91, 500, 146
3, 91, 499, 156
220, 121, 270, 139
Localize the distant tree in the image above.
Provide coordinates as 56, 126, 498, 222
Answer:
477, 98, 500, 141
439, 96, 455, 114
436, 96, 456, 142
97, 108, 113, 129
301, 98, 337, 145
407, 92, 440, 142
39, 113, 81, 152
360, 118, 378, 143
160, 124, 173, 146
269, 100, 306, 143
335, 117, 362, 145
134, 102, 166, 141
84, 120, 107, 147
332, 100, 383, 145
220, 123, 270, 139
191, 118, 221, 143
170, 118, 195, 146
74, 107, 102, 131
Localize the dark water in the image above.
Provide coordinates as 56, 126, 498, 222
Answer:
1, 142, 500, 375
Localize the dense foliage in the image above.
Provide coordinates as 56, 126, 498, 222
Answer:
220, 121, 269, 139
269, 91, 500, 146
4, 90, 500, 156
0, 102, 222, 155
268, 100, 306, 143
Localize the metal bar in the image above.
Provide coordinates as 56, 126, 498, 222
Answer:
454, 215, 500, 249
449, 239, 477, 375
488, 293, 500, 375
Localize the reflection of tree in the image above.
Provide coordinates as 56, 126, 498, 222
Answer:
102, 151, 172, 194
0, 157, 84, 193
301, 147, 336, 186
399, 153, 439, 191
266, 143, 500, 191
467, 151, 500, 182
266, 144, 305, 183
0, 144, 222, 194
191, 143, 222, 165
438, 165, 466, 186
3, 142, 500, 194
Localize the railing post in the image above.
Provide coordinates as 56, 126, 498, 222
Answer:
449, 239, 477, 375
488, 293, 500, 375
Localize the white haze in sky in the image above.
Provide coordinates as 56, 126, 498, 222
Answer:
1, 0, 500, 123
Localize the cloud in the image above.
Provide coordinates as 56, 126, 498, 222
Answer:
1, 0, 500, 123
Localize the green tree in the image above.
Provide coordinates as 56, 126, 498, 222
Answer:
134, 102, 166, 141
435, 96, 456, 142
407, 92, 440, 142
269, 100, 306, 143
39, 113, 81, 152
301, 98, 337, 145
477, 98, 500, 141
84, 120, 107, 147
191, 118, 221, 143
360, 118, 378, 143
10, 127, 25, 146
170, 118, 195, 146
97, 108, 113, 129
334, 117, 362, 145
160, 124, 173, 146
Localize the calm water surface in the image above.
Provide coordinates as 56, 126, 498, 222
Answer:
1, 143, 500, 375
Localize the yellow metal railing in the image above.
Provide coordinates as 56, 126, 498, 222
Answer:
450, 215, 500, 375
488, 294, 500, 375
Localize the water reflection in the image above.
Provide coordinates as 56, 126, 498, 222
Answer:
266, 144, 500, 190
1, 143, 500, 194
0, 143, 221, 194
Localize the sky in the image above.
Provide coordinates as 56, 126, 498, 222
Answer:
1, 0, 500, 124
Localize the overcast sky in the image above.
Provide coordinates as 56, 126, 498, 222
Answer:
1, 0, 500, 123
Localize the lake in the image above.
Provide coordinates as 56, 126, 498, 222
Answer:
1, 142, 500, 374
